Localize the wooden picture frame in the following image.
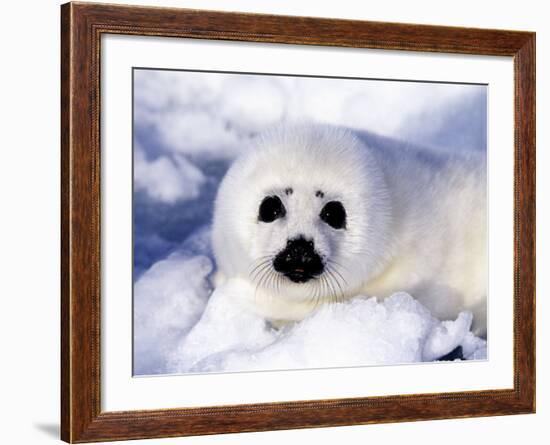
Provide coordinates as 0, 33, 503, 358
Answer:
61, 1, 535, 442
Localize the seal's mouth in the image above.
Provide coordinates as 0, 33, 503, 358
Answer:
284, 268, 317, 283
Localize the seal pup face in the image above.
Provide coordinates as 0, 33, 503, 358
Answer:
212, 124, 391, 315
255, 188, 347, 285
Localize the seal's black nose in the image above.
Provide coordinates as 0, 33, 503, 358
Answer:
273, 237, 324, 283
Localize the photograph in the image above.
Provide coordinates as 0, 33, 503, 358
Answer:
56, 2, 536, 442
132, 68, 489, 376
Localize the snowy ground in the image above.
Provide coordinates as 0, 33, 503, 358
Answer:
133, 69, 487, 376
134, 229, 486, 375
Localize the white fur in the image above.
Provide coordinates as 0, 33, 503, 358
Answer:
212, 125, 487, 336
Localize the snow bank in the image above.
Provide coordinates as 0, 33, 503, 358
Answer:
134, 247, 486, 375
166, 286, 486, 374
134, 146, 206, 204
134, 70, 487, 164
133, 250, 213, 375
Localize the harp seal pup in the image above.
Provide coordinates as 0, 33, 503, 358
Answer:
212, 124, 487, 336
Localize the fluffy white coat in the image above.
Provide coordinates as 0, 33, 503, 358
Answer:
212, 125, 487, 336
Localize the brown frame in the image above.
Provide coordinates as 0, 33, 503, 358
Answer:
61, 1, 536, 443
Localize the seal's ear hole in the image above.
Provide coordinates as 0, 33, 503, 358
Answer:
258, 196, 286, 223
320, 201, 347, 229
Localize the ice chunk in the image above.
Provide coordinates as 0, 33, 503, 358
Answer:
168, 278, 276, 373
423, 311, 473, 362
164, 283, 486, 374
133, 253, 213, 375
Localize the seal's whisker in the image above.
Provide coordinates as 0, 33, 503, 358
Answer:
250, 262, 272, 283
328, 259, 351, 278
309, 278, 320, 310
313, 280, 321, 308
268, 269, 278, 292
327, 262, 348, 287
249, 258, 272, 277
327, 267, 345, 304
254, 266, 272, 302
324, 271, 336, 305
318, 275, 330, 303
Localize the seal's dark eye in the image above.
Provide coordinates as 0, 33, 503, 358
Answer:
258, 196, 286, 223
320, 201, 346, 229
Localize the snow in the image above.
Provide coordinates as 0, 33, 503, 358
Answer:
134, 231, 486, 376
134, 145, 206, 204
133, 247, 213, 375
134, 70, 487, 163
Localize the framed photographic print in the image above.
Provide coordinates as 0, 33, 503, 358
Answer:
61, 2, 536, 442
